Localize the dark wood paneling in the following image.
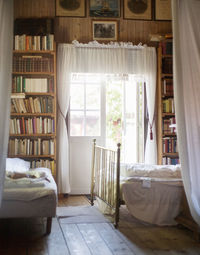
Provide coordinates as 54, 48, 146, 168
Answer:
14, 0, 172, 45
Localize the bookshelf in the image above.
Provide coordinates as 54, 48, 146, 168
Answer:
8, 19, 57, 179
157, 39, 179, 165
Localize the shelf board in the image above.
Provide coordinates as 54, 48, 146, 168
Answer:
163, 153, 179, 157
13, 50, 55, 54
161, 74, 173, 78
9, 134, 55, 137
11, 92, 55, 97
162, 113, 175, 117
8, 155, 55, 159
12, 72, 54, 75
162, 133, 177, 136
162, 54, 172, 58
162, 93, 174, 98
10, 113, 55, 117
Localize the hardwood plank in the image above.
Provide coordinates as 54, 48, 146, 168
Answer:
94, 222, 135, 254
46, 218, 70, 255
116, 227, 156, 255
77, 223, 113, 255
61, 223, 91, 255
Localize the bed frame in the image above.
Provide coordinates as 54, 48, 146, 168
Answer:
90, 139, 121, 228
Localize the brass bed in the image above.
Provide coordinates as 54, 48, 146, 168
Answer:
90, 139, 183, 228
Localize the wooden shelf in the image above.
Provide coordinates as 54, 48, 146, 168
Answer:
9, 133, 55, 137
162, 133, 177, 136
8, 155, 55, 159
9, 29, 57, 179
163, 153, 179, 157
162, 113, 175, 117
10, 113, 55, 117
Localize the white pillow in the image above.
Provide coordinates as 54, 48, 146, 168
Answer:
6, 158, 30, 172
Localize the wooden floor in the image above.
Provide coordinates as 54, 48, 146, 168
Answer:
0, 195, 200, 255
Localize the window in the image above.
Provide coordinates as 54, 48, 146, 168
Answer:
70, 73, 145, 163
70, 73, 102, 136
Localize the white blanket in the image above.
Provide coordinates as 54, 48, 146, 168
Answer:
3, 168, 57, 201
122, 177, 183, 226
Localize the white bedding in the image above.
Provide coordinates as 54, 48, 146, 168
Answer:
120, 163, 183, 226
3, 167, 57, 201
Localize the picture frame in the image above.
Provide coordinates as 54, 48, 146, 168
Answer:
155, 0, 172, 21
56, 0, 86, 17
89, 0, 120, 18
123, 0, 152, 20
92, 20, 118, 41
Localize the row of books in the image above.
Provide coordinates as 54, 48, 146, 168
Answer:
163, 137, 178, 153
162, 117, 176, 133
162, 79, 173, 95
10, 117, 55, 135
11, 97, 53, 114
162, 58, 173, 74
13, 55, 54, 73
30, 159, 55, 176
8, 138, 54, 156
162, 98, 175, 113
162, 157, 180, 165
161, 41, 172, 55
12, 76, 54, 93
14, 34, 54, 51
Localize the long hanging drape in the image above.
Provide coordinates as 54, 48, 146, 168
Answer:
0, 0, 13, 205
57, 41, 157, 193
172, 0, 200, 225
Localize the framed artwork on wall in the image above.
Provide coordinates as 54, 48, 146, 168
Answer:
89, 0, 120, 17
155, 0, 172, 21
56, 0, 86, 17
123, 0, 152, 20
92, 20, 118, 41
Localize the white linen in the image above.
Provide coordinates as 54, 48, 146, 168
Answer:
3, 168, 57, 201
120, 163, 181, 178
0, 0, 13, 206
172, 0, 200, 225
6, 158, 30, 172
122, 178, 183, 226
57, 42, 157, 192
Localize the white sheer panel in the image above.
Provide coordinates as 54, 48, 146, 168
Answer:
57, 42, 157, 193
172, 0, 200, 225
0, 0, 13, 205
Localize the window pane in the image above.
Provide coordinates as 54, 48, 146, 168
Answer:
86, 85, 100, 110
70, 111, 84, 136
86, 111, 100, 136
70, 84, 84, 110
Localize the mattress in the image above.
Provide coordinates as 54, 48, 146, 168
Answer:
121, 176, 183, 226
0, 167, 57, 218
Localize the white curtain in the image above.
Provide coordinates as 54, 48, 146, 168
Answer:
0, 0, 13, 205
172, 0, 200, 225
57, 41, 157, 193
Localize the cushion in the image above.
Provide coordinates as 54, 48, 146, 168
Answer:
6, 158, 30, 172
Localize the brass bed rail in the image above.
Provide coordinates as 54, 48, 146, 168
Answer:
90, 139, 121, 228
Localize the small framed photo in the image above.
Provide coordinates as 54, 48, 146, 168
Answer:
56, 0, 86, 17
124, 0, 152, 20
92, 20, 118, 41
89, 0, 120, 18
155, 0, 172, 21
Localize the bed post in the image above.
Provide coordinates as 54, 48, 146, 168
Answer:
46, 217, 52, 235
114, 143, 121, 228
90, 139, 96, 206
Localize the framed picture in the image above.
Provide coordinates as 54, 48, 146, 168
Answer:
89, 0, 120, 17
155, 0, 172, 21
92, 20, 118, 41
124, 0, 152, 20
56, 0, 85, 17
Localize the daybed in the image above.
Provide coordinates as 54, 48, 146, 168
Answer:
0, 158, 57, 234
90, 139, 183, 227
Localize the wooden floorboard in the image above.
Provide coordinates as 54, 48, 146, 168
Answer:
0, 195, 200, 255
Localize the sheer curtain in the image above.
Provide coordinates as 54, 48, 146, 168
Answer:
0, 0, 13, 205
172, 0, 200, 225
57, 41, 157, 193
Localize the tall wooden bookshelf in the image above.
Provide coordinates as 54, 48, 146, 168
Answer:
8, 19, 57, 180
157, 39, 179, 165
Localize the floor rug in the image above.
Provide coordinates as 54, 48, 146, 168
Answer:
56, 206, 109, 224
